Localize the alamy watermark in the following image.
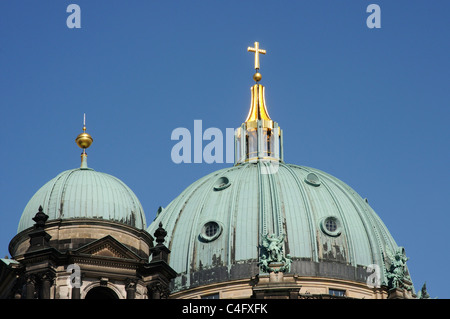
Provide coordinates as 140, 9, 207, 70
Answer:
366, 264, 382, 288
66, 4, 81, 29
65, 4, 380, 30
170, 120, 280, 174
366, 4, 381, 29
171, 120, 235, 164
67, 263, 81, 288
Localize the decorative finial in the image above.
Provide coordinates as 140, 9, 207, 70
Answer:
28, 205, 51, 251
32, 205, 49, 230
247, 41, 266, 82
154, 222, 168, 245
75, 113, 93, 168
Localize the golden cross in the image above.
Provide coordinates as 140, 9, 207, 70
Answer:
247, 42, 266, 70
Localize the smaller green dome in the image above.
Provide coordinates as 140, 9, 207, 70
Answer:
18, 167, 146, 233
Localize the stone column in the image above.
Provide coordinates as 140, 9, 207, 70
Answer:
149, 283, 161, 299
25, 274, 36, 299
39, 272, 54, 299
71, 287, 81, 299
126, 279, 137, 299
148, 282, 170, 299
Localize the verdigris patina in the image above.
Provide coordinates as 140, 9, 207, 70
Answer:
385, 247, 413, 291
416, 282, 431, 299
259, 233, 292, 273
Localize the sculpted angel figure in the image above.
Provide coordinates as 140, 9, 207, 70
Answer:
385, 247, 412, 290
259, 233, 294, 273
262, 233, 285, 263
258, 254, 269, 270
259, 233, 293, 273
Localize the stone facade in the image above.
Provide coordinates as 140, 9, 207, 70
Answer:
0, 209, 419, 300
0, 207, 176, 299
170, 273, 394, 299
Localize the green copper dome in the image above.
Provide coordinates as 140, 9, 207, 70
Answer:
18, 167, 146, 233
147, 61, 415, 294
148, 161, 404, 291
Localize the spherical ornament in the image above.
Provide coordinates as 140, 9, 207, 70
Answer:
253, 72, 262, 82
76, 132, 93, 149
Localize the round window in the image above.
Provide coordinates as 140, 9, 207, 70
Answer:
214, 176, 231, 191
320, 216, 341, 237
305, 173, 321, 186
325, 218, 337, 232
200, 221, 222, 242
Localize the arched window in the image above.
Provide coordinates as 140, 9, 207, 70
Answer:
85, 287, 119, 299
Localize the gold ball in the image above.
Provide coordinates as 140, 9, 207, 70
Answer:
76, 132, 93, 149
253, 72, 262, 82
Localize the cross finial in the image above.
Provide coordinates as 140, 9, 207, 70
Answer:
247, 41, 266, 71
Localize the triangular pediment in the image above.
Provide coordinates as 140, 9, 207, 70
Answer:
74, 235, 141, 261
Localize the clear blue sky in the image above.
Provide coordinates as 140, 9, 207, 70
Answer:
1, 1, 449, 298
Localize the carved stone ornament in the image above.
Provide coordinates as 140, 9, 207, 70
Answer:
148, 282, 170, 299
32, 206, 49, 229
154, 222, 167, 245
125, 278, 137, 290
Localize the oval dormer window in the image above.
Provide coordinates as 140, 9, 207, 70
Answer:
305, 172, 321, 187
200, 221, 222, 242
320, 216, 342, 237
213, 176, 231, 191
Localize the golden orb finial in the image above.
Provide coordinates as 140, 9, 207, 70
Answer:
253, 72, 262, 82
75, 114, 93, 150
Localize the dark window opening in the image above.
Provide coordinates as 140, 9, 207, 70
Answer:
329, 288, 345, 297
204, 222, 219, 237
201, 293, 219, 299
325, 218, 337, 232
85, 287, 119, 299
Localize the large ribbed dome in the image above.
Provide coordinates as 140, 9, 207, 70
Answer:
18, 167, 146, 233
148, 161, 401, 291
147, 44, 415, 298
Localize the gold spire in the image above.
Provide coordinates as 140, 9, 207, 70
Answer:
247, 41, 266, 82
245, 84, 272, 126
235, 42, 283, 165
75, 114, 93, 168
245, 41, 272, 128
